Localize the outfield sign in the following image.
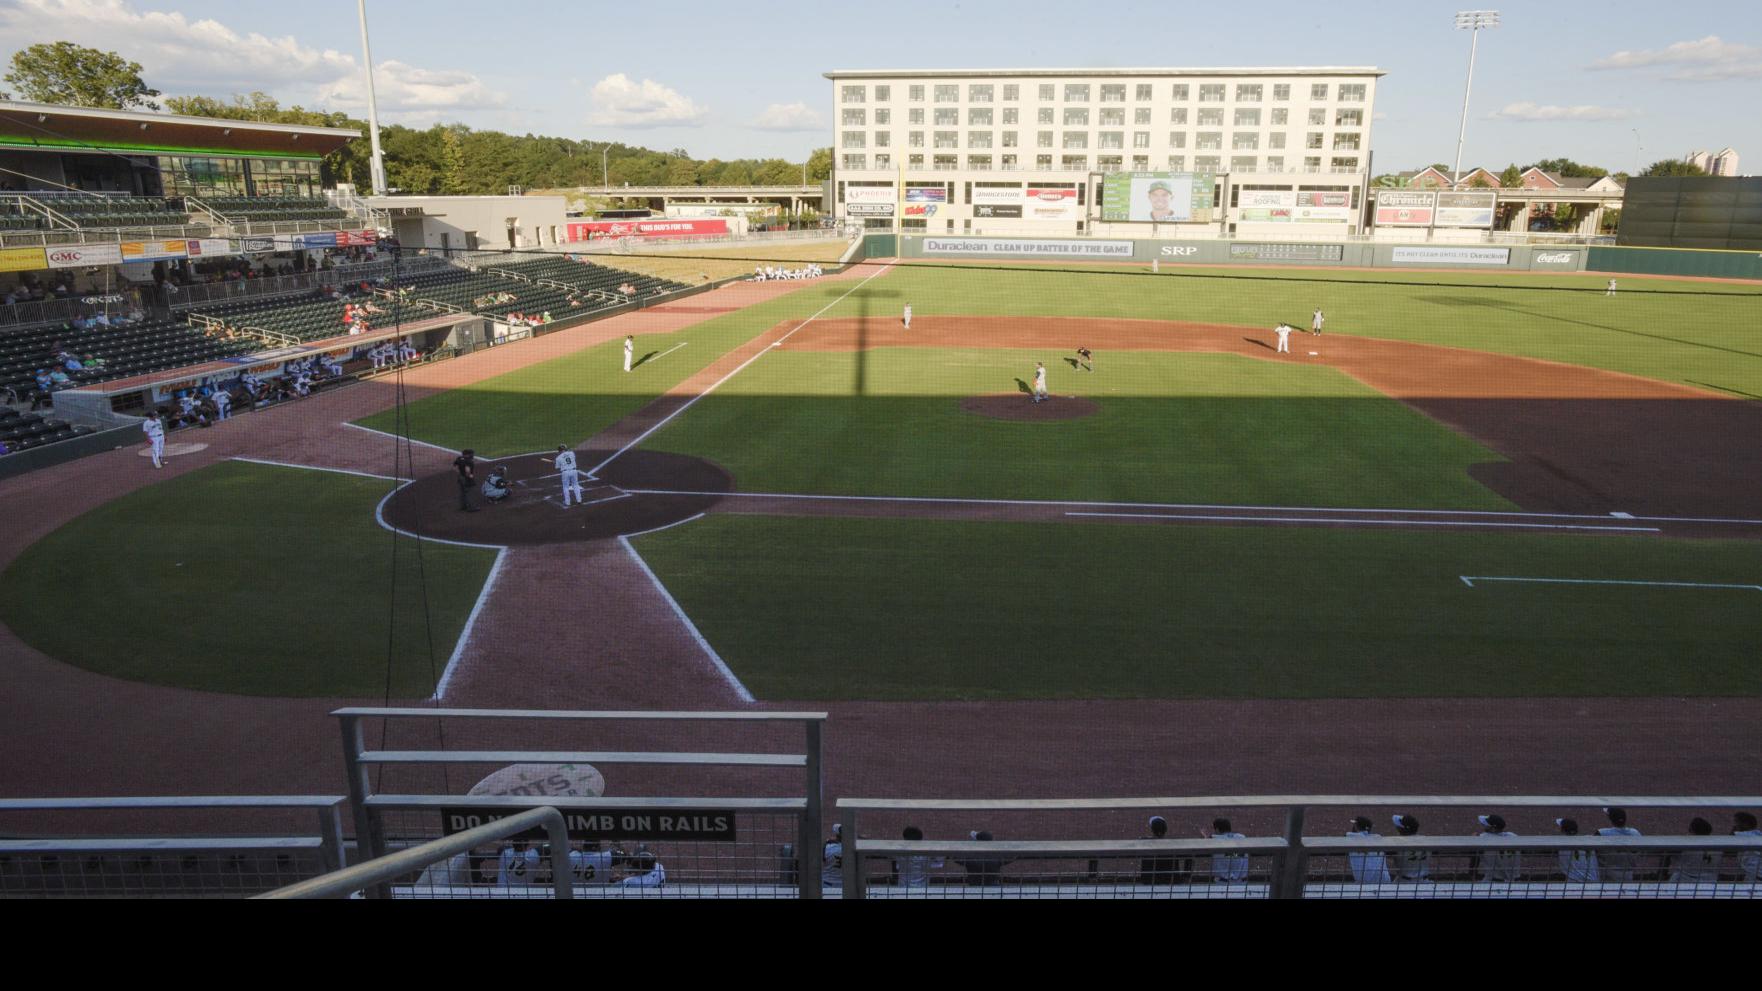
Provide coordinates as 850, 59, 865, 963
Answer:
47, 243, 123, 268
1229, 242, 1346, 263
1434, 191, 1497, 229
973, 204, 1023, 219
440, 807, 738, 842
566, 219, 728, 240
844, 185, 896, 205
923, 238, 1133, 258
903, 187, 950, 220
0, 246, 45, 272
846, 203, 895, 216
1374, 190, 1437, 227
1100, 172, 1215, 223
971, 185, 1025, 206
1531, 249, 1584, 268
1025, 185, 1082, 221
1391, 246, 1512, 266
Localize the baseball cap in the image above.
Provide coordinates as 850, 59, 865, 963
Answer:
1555, 818, 1579, 834
970, 830, 993, 842
1392, 814, 1419, 835
1735, 812, 1759, 831
1148, 180, 1174, 195
1349, 816, 1374, 831
1478, 814, 1507, 831
1603, 806, 1627, 826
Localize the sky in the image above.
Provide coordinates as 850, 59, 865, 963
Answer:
0, 0, 1757, 172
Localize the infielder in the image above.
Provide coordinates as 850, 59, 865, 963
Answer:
1274, 323, 1293, 354
1311, 308, 1325, 336
623, 335, 634, 373
549, 445, 585, 508
1032, 362, 1048, 403
1076, 347, 1094, 372
903, 303, 912, 330
142, 411, 166, 469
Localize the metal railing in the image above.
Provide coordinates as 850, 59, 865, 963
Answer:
261, 806, 574, 900
0, 796, 348, 898
334, 707, 828, 900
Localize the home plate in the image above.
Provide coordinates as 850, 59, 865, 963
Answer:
139, 442, 208, 458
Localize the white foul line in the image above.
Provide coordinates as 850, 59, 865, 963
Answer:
645, 341, 689, 363
342, 421, 460, 455
1461, 576, 1762, 591
372, 483, 510, 551
617, 536, 755, 704
432, 548, 509, 702
230, 456, 407, 483
1067, 512, 1660, 533
624, 512, 708, 539
589, 261, 897, 475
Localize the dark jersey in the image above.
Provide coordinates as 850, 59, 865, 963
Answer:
453, 455, 476, 483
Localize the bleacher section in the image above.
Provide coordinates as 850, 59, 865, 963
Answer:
1, 319, 256, 399
200, 196, 351, 224
194, 292, 435, 344
21, 195, 187, 230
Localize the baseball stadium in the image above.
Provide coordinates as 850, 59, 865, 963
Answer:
1, 12, 1760, 903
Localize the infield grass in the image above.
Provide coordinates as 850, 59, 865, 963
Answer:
0, 461, 496, 698
634, 515, 1762, 701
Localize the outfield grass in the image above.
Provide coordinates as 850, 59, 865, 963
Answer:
644, 348, 1512, 508
0, 462, 495, 698
862, 263, 1762, 397
352, 277, 866, 457
634, 515, 1762, 701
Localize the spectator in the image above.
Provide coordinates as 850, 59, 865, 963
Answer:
1668, 817, 1722, 886
1554, 818, 1599, 884
1597, 807, 1642, 883
1206, 817, 1250, 884
1734, 812, 1761, 884
955, 829, 1011, 887
1345, 816, 1391, 884
821, 823, 844, 890
1138, 815, 1185, 885
893, 826, 944, 888
1391, 814, 1432, 883
618, 852, 666, 887
1474, 814, 1521, 883
47, 367, 71, 390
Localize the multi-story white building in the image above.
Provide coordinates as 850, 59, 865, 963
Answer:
825, 66, 1384, 237
1685, 148, 1741, 176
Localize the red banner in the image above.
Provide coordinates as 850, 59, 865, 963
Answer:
566, 219, 729, 241
335, 230, 380, 247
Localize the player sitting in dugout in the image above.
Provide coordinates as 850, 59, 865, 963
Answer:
481, 466, 511, 504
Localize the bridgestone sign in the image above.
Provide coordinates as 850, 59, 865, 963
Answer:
923, 238, 1133, 258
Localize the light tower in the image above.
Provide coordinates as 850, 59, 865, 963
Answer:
1451, 10, 1501, 187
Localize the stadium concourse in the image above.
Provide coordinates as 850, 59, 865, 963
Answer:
0, 258, 1758, 835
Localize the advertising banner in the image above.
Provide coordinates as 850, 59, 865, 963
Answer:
1390, 246, 1511, 266
1229, 242, 1346, 263
335, 230, 380, 247
1374, 190, 1437, 227
1101, 172, 1215, 223
566, 219, 729, 240
846, 203, 895, 216
1433, 191, 1497, 229
47, 243, 123, 268
922, 238, 1133, 258
120, 240, 190, 262
1290, 205, 1356, 223
1024, 185, 1081, 221
1530, 249, 1585, 269
0, 246, 46, 272
972, 186, 1025, 206
903, 186, 951, 220
188, 238, 236, 259
845, 185, 896, 204
274, 232, 338, 250
1238, 208, 1293, 222
973, 204, 1023, 219
1238, 190, 1297, 209
242, 236, 276, 254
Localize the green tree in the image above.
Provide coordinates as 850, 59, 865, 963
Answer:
439, 125, 469, 195
1468, 173, 1496, 189
807, 147, 833, 182
1498, 164, 1524, 188
1526, 157, 1609, 179
5, 42, 160, 109
1640, 159, 1708, 177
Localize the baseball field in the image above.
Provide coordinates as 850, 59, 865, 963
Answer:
2, 252, 1759, 799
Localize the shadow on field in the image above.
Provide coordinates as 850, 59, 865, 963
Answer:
631, 351, 661, 369
1242, 337, 1275, 351
1419, 294, 1762, 361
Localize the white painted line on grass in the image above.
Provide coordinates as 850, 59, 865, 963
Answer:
617, 535, 755, 704
589, 261, 897, 476
1460, 576, 1762, 592
1626, 514, 1762, 526
1610, 512, 1636, 520
432, 547, 509, 702
647, 341, 689, 363
1066, 512, 1662, 533
342, 421, 459, 454
372, 483, 511, 551
624, 512, 708, 539
230, 456, 407, 483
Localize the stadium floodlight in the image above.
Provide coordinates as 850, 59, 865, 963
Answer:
1451, 9, 1500, 187
357, 0, 389, 197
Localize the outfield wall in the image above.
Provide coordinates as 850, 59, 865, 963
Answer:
896, 236, 1591, 272
1587, 245, 1762, 281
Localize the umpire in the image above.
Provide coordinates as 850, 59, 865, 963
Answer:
454, 449, 478, 512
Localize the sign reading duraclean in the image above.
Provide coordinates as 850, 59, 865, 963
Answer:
440, 808, 738, 841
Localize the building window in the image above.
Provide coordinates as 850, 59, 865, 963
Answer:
843, 154, 867, 169
1170, 107, 1188, 125
1332, 156, 1360, 171
1197, 131, 1223, 150
909, 131, 925, 147
1038, 131, 1054, 148
909, 108, 925, 124
1266, 156, 1284, 171
1168, 132, 1187, 149
1133, 131, 1151, 148
1063, 132, 1088, 149
934, 84, 959, 102
1234, 108, 1261, 127
1039, 83, 1055, 101
1332, 133, 1360, 151
969, 84, 994, 103
1098, 132, 1124, 150
1002, 107, 1019, 125
1002, 131, 1019, 147
1003, 84, 1020, 101
1233, 133, 1259, 150
875, 153, 892, 169
1306, 132, 1324, 149
1304, 156, 1322, 171
1037, 154, 1053, 168
1063, 107, 1089, 126
1167, 155, 1186, 171
1133, 155, 1149, 170
910, 85, 924, 102
842, 109, 866, 126
909, 154, 924, 168
1062, 155, 1088, 171
935, 108, 959, 126
1271, 108, 1288, 126
967, 155, 992, 170
1232, 156, 1258, 172
1199, 83, 1225, 102
1135, 83, 1153, 101
876, 132, 891, 147
969, 131, 993, 148
1308, 108, 1327, 126
1339, 84, 1366, 102
1273, 83, 1291, 101
1196, 155, 1221, 172
969, 108, 993, 126
934, 154, 958, 169
1002, 154, 1018, 168
1269, 133, 1286, 150
1236, 84, 1263, 102
842, 131, 866, 149
1097, 155, 1124, 172
875, 85, 890, 102
1064, 83, 1090, 102
1038, 107, 1054, 124
1171, 84, 1190, 101
1311, 83, 1329, 101
1134, 108, 1151, 125
934, 131, 959, 149
842, 85, 865, 103
1198, 108, 1223, 127
1100, 84, 1126, 102
875, 109, 891, 125
1335, 109, 1364, 127
1100, 108, 1125, 126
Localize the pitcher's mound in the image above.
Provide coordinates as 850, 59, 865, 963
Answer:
959, 394, 1098, 422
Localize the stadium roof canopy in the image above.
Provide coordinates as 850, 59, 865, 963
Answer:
0, 100, 361, 161
824, 66, 1387, 79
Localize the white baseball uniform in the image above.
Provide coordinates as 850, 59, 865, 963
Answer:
554, 450, 584, 506
568, 849, 618, 885
1558, 847, 1600, 884
1275, 325, 1293, 354
1596, 825, 1642, 882
142, 416, 165, 467
496, 845, 541, 887
1312, 310, 1325, 335
1606, 279, 1618, 297
1735, 828, 1761, 882
1345, 830, 1391, 884
1033, 365, 1047, 401
1210, 831, 1250, 883
214, 390, 230, 420
623, 338, 634, 372
1476, 830, 1521, 883
903, 304, 912, 330
619, 863, 666, 887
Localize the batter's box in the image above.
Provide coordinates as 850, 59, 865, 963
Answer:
539, 485, 634, 511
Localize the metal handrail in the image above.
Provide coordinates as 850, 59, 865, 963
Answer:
836, 796, 1762, 811
259, 806, 574, 900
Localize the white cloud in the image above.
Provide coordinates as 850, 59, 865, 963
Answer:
750, 102, 822, 132
1490, 102, 1638, 123
586, 73, 706, 128
0, 0, 505, 115
1591, 35, 1762, 81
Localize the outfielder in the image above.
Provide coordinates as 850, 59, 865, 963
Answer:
1274, 323, 1293, 354
1606, 278, 1618, 297
1032, 362, 1048, 403
903, 303, 912, 330
142, 411, 166, 468
623, 335, 634, 373
549, 445, 585, 507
